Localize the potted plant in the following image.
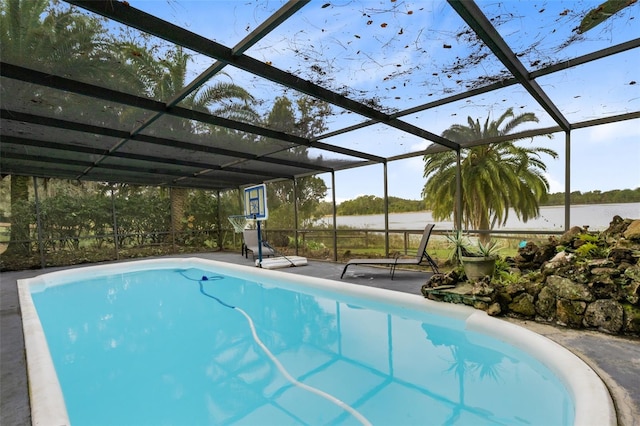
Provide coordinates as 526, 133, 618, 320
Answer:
445, 230, 474, 265
460, 239, 501, 281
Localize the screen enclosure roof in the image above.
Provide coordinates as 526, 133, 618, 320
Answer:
1, 0, 639, 191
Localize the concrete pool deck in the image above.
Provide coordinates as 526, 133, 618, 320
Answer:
2, 250, 639, 425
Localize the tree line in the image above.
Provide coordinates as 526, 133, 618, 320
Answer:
332, 187, 640, 216
542, 188, 640, 206
0, 0, 331, 255
333, 196, 427, 215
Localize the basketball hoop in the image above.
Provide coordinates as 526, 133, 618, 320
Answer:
244, 184, 268, 220
228, 215, 250, 233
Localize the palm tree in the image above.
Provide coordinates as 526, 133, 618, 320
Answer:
422, 108, 557, 242
1, 0, 112, 73
120, 44, 257, 122
120, 44, 258, 237
1, 0, 116, 255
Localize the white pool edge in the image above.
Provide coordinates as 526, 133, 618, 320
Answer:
18, 278, 70, 426
18, 257, 616, 426
466, 311, 616, 426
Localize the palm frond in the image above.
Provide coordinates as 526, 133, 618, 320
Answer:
423, 108, 559, 237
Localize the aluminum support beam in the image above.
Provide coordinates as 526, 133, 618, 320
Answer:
455, 149, 462, 231
383, 162, 390, 256
0, 134, 292, 180
0, 109, 332, 174
293, 178, 300, 256
32, 176, 46, 269
1, 151, 266, 186
317, 39, 639, 142
399, 111, 640, 159
67, 0, 459, 151
448, 0, 571, 132
565, 132, 571, 231
92, 1, 311, 178
0, 62, 384, 164
331, 171, 338, 262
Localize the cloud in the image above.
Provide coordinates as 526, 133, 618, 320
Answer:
402, 155, 426, 179
545, 173, 564, 194
584, 119, 640, 144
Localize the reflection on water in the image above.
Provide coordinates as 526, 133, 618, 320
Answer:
423, 323, 508, 425
33, 268, 573, 425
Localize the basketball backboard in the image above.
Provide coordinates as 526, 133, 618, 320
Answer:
243, 184, 268, 220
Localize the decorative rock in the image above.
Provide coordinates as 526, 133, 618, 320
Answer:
544, 251, 572, 269
421, 215, 640, 335
516, 241, 538, 262
601, 215, 627, 239
486, 302, 502, 316
590, 267, 619, 276
559, 226, 583, 245
509, 293, 536, 317
424, 292, 443, 302
546, 275, 594, 302
442, 292, 466, 304
622, 304, 640, 334
535, 286, 556, 320
523, 279, 544, 296
621, 280, 640, 305
473, 300, 489, 311
570, 265, 592, 285
471, 281, 494, 297
623, 219, 640, 240
532, 242, 557, 266
513, 239, 554, 269
573, 238, 588, 250
556, 299, 587, 328
494, 289, 512, 308
624, 264, 640, 282
583, 299, 624, 333
504, 282, 526, 296
588, 256, 616, 268
609, 248, 636, 265
588, 275, 620, 300
423, 270, 461, 292
618, 262, 635, 273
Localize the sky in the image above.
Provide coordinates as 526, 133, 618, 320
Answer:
125, 0, 640, 203
320, 115, 640, 203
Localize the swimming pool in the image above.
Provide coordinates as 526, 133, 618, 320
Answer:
19, 257, 615, 425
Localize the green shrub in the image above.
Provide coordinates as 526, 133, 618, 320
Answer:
575, 242, 609, 258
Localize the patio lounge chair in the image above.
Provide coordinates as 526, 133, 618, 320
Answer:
242, 228, 276, 260
340, 224, 440, 280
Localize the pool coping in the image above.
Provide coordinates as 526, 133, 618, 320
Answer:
18, 257, 616, 426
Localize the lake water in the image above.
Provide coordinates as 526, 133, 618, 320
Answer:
318, 203, 640, 231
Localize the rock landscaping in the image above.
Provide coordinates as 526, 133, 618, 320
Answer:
422, 215, 640, 336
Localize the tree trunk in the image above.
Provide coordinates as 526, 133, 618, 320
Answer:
478, 213, 491, 244
170, 187, 187, 240
5, 175, 31, 255
469, 192, 492, 244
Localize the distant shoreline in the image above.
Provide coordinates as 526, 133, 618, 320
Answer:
327, 202, 640, 217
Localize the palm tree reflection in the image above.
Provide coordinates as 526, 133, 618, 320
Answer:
423, 323, 509, 425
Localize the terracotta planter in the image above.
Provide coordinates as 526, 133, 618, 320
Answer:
461, 255, 497, 281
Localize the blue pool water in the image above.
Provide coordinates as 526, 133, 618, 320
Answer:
31, 266, 574, 425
